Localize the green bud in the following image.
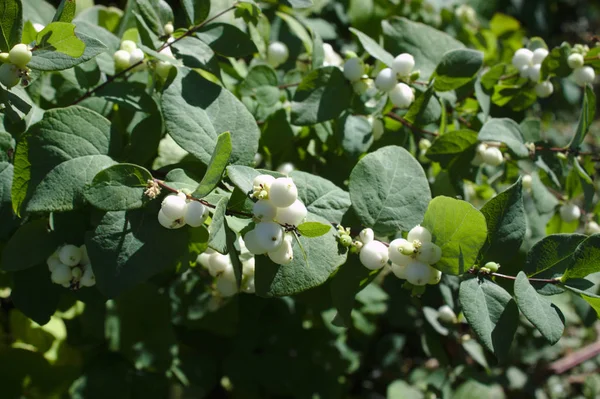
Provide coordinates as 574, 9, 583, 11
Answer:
409, 69, 420, 81
339, 234, 353, 247
484, 261, 500, 272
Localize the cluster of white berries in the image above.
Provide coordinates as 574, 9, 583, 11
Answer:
375, 53, 417, 108
46, 244, 96, 289
511, 47, 554, 98
158, 192, 209, 229
267, 41, 289, 67
197, 237, 255, 298
559, 203, 581, 223
472, 142, 504, 167
356, 225, 442, 286
113, 40, 145, 71
567, 46, 595, 87
0, 43, 32, 89
243, 175, 307, 265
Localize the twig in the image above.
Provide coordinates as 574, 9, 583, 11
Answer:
385, 112, 439, 136
468, 268, 561, 284
548, 339, 600, 374
278, 82, 301, 89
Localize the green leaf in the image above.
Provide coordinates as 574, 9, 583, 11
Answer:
84, 164, 152, 211
563, 234, 600, 280
338, 113, 373, 157
255, 213, 347, 297
86, 208, 189, 298
382, 17, 465, 79
422, 196, 488, 275
479, 179, 526, 264
161, 68, 259, 166
11, 264, 62, 325
208, 196, 228, 254
291, 66, 353, 126
196, 23, 257, 57
453, 380, 505, 399
276, 11, 312, 52
514, 272, 565, 344
569, 85, 596, 150
234, 1, 260, 25
29, 29, 107, 71
349, 145, 431, 236
459, 277, 519, 362
181, 0, 210, 25
53, 0, 76, 23
35, 22, 85, 57
426, 129, 478, 168
433, 49, 483, 92
297, 221, 331, 237
478, 118, 528, 158
1, 219, 58, 271
349, 27, 394, 66
193, 132, 232, 198
530, 172, 559, 214
171, 36, 219, 75
404, 83, 441, 126
0, 0, 23, 52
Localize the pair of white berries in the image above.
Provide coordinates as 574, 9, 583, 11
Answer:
267, 41, 289, 67
0, 43, 32, 88
158, 192, 209, 229
374, 53, 416, 108
46, 244, 96, 288
512, 47, 555, 98
559, 203, 581, 223
472, 142, 504, 167
565, 49, 595, 86
243, 175, 307, 265
155, 38, 176, 79
113, 40, 145, 70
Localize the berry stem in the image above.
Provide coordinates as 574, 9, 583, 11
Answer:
468, 268, 561, 284
385, 111, 439, 136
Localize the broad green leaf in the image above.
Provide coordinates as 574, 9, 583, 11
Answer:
1, 219, 58, 271
196, 23, 257, 57
530, 172, 559, 214
453, 380, 505, 399
433, 49, 483, 91
84, 164, 153, 211
0, 0, 23, 52
291, 66, 353, 126
387, 380, 424, 399
283, 0, 312, 7
541, 42, 572, 79
208, 196, 228, 254
382, 17, 465, 79
29, 29, 107, 71
255, 213, 347, 297
53, 0, 76, 23
349, 27, 394, 66
459, 277, 519, 362
11, 264, 62, 325
479, 179, 526, 265
161, 68, 259, 166
349, 145, 431, 236
240, 64, 278, 95
193, 132, 232, 198
233, 1, 260, 25
171, 36, 219, 75
422, 196, 488, 275
403, 83, 441, 126
35, 22, 85, 57
426, 129, 478, 168
134, 0, 163, 35
311, 29, 324, 69
563, 234, 600, 280
514, 272, 565, 344
297, 221, 331, 237
86, 208, 189, 298
181, 0, 210, 25
478, 118, 528, 158
569, 85, 596, 150
276, 11, 312, 52
338, 113, 373, 157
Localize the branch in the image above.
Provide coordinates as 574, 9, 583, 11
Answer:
467, 268, 561, 284
385, 112, 439, 136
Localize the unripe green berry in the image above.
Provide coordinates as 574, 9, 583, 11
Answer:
484, 261, 500, 272
120, 40, 137, 53
339, 234, 353, 247
0, 52, 9, 63
113, 50, 131, 70
164, 22, 174, 35
0, 63, 20, 88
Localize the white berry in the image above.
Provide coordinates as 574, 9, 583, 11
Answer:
388, 239, 413, 266
512, 48, 533, 70
428, 266, 442, 285
113, 50, 131, 70
559, 203, 581, 223
80, 267, 96, 287
242, 276, 256, 293
158, 209, 185, 229
47, 253, 62, 272
155, 61, 173, 79
391, 263, 408, 279
359, 228, 374, 245
407, 225, 432, 244
185, 201, 207, 227
129, 48, 145, 64
585, 221, 600, 235
416, 242, 442, 264
277, 162, 295, 175
532, 48, 549, 64
242, 258, 255, 277
343, 57, 365, 82
268, 234, 294, 265
375, 68, 397, 91
71, 267, 83, 280
197, 248, 215, 268
51, 264, 72, 285
527, 63, 541, 82
267, 41, 289, 67
518, 65, 530, 79
164, 22, 174, 35
161, 193, 187, 220
405, 261, 432, 286
359, 240, 389, 270
389, 83, 414, 109
253, 174, 275, 191
573, 66, 595, 86
253, 199, 278, 222
8, 43, 32, 68
275, 200, 307, 226
392, 53, 415, 76
58, 244, 82, 267
482, 146, 504, 166
371, 118, 385, 140
437, 305, 456, 323
243, 229, 267, 255
522, 174, 533, 189
208, 253, 232, 277
120, 40, 137, 53
567, 53, 584, 69
269, 177, 298, 208
535, 81, 553, 98
0, 63, 20, 88
254, 222, 284, 252
216, 276, 238, 297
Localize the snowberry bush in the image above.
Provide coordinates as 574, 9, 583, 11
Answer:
0, 0, 599, 397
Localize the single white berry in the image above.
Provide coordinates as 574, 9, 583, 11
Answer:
567, 53, 584, 69
371, 118, 385, 140
277, 162, 295, 175
359, 240, 389, 270
416, 242, 442, 264
253, 174, 275, 191
389, 83, 414, 109
527, 63, 541, 82
391, 263, 408, 279
120, 40, 137, 53
80, 267, 96, 287
71, 267, 83, 280
0, 63, 20, 88
518, 65, 530, 78
428, 266, 442, 285
269, 177, 298, 208
51, 264, 72, 285
343, 57, 365, 82
388, 239, 413, 266
80, 245, 90, 265
161, 193, 187, 220
585, 221, 600, 235
359, 228, 375, 245
275, 200, 307, 226
268, 234, 294, 265
522, 174, 533, 189
208, 252, 232, 277
253, 199, 278, 222
242, 258, 255, 277
155, 61, 173, 79
58, 244, 82, 267
216, 275, 238, 297
375, 68, 397, 91
164, 22, 174, 35
129, 48, 145, 64
113, 50, 131, 70
532, 48, 549, 64
267, 41, 289, 66
405, 261, 432, 286
196, 250, 213, 268
47, 253, 62, 272
476, 143, 488, 156
559, 203, 581, 223
437, 305, 456, 323
482, 146, 504, 166
535, 81, 553, 98
573, 66, 595, 86
254, 222, 284, 252
512, 48, 533, 70
407, 225, 432, 244
392, 53, 415, 76
8, 43, 32, 68
323, 43, 343, 67
419, 138, 432, 152
185, 201, 207, 227
243, 229, 267, 255
158, 209, 185, 229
